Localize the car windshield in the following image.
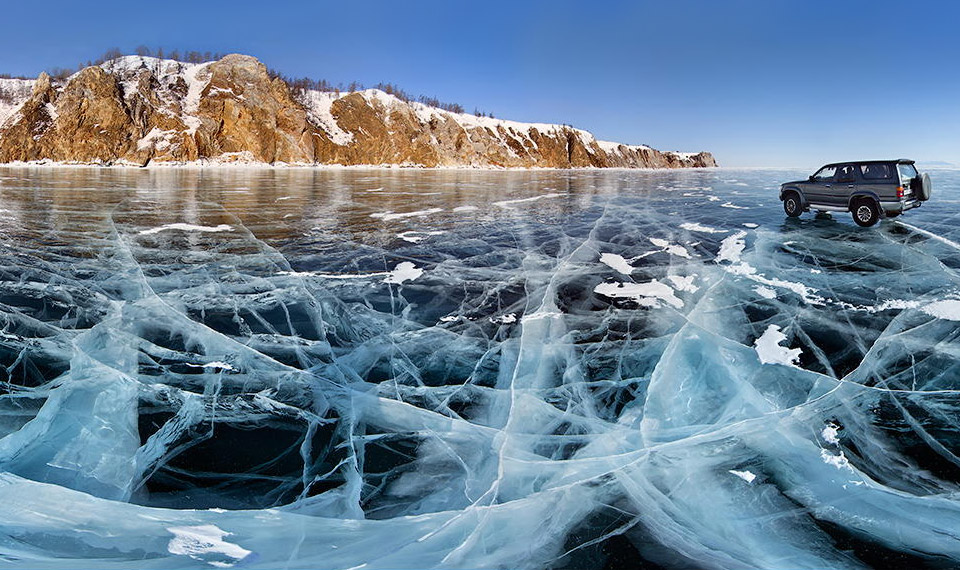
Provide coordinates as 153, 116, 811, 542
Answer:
812, 166, 836, 181
898, 163, 919, 182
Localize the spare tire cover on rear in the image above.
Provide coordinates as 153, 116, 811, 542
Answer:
918, 172, 932, 201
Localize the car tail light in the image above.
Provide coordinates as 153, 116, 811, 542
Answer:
897, 186, 904, 198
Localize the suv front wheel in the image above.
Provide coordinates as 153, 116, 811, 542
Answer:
852, 199, 880, 227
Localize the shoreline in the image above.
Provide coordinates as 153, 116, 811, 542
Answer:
0, 160, 722, 172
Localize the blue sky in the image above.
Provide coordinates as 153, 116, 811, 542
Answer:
1, 0, 957, 167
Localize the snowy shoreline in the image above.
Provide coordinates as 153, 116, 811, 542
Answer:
0, 159, 720, 172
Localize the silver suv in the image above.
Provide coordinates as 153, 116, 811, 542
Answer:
780, 159, 931, 227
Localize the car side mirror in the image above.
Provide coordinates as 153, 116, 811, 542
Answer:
808, 175, 815, 182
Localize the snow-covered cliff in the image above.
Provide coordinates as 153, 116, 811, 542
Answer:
0, 55, 715, 168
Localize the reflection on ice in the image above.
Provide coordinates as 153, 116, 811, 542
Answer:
0, 167, 960, 568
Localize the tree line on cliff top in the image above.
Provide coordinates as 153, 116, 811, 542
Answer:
1, 47, 496, 118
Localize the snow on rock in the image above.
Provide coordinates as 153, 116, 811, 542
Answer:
754, 325, 802, 367
0, 78, 34, 127
302, 90, 355, 145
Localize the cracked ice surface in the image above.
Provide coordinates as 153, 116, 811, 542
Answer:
1, 166, 960, 568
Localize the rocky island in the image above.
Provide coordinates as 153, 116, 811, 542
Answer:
0, 54, 716, 169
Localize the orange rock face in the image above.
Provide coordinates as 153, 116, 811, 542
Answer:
0, 54, 716, 169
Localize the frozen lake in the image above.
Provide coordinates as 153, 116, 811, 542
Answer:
1, 166, 960, 568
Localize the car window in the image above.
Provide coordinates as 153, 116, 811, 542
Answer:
860, 163, 894, 180
898, 163, 918, 182
836, 165, 857, 183
812, 166, 836, 182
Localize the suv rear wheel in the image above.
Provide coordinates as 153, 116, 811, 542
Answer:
852, 198, 880, 227
783, 192, 802, 217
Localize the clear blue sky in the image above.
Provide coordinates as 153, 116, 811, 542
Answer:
1, 0, 958, 167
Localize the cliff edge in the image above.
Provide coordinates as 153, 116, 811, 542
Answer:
0, 54, 716, 168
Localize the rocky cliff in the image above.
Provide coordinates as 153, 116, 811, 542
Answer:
0, 55, 716, 168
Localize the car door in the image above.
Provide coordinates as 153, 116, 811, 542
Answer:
834, 163, 858, 207
803, 165, 837, 207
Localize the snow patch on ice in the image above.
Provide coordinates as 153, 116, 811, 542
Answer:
922, 300, 960, 321
184, 361, 237, 372
493, 193, 561, 208
649, 238, 691, 259
716, 231, 747, 264
139, 223, 233, 235
489, 314, 517, 325
667, 275, 698, 292
167, 524, 252, 566
371, 208, 443, 221
820, 448, 853, 471
754, 325, 802, 367
594, 280, 683, 309
397, 231, 444, 243
822, 423, 841, 445
680, 222, 726, 234
754, 286, 777, 299
383, 262, 423, 284
599, 253, 634, 275
729, 469, 756, 483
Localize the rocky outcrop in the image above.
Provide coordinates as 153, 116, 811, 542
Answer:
0, 54, 716, 168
